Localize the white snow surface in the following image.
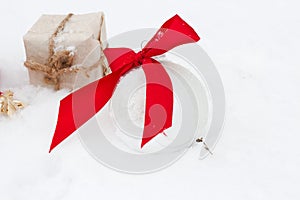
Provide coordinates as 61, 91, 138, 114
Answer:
0, 0, 300, 199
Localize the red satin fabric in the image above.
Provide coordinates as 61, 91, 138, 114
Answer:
49, 14, 200, 152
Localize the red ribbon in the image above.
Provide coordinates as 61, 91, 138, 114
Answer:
49, 15, 200, 152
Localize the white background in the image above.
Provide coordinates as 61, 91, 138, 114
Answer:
0, 0, 300, 199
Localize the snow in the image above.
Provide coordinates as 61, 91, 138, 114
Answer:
1, 0, 300, 199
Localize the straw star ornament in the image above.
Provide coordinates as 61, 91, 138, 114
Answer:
0, 91, 24, 116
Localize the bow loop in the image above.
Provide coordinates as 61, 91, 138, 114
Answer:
143, 15, 200, 58
104, 48, 136, 72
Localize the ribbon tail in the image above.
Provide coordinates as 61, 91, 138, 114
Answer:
49, 70, 123, 152
141, 59, 173, 148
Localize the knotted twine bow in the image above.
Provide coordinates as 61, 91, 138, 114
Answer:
49, 15, 200, 152
24, 14, 75, 90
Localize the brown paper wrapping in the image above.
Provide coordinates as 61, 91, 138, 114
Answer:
23, 12, 108, 90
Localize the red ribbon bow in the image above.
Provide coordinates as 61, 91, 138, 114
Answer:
49, 15, 200, 152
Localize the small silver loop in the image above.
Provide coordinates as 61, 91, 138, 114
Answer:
140, 40, 148, 49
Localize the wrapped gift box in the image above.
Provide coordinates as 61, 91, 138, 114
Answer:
23, 12, 109, 90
